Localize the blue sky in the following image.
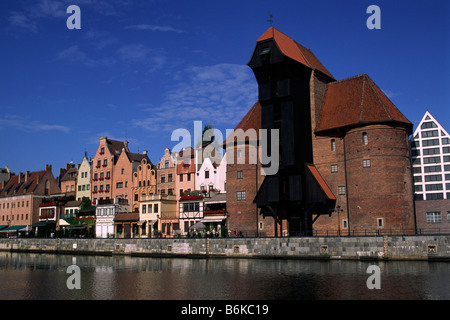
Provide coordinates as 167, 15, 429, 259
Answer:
1, 0, 449, 177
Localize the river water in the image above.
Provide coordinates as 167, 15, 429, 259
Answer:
0, 252, 448, 300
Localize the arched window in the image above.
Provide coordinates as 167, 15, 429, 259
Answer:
44, 180, 50, 195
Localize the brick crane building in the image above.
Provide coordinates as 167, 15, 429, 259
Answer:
226, 27, 415, 236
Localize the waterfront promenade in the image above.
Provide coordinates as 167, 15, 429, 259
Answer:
0, 235, 449, 261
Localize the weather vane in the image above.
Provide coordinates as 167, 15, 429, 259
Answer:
267, 12, 274, 26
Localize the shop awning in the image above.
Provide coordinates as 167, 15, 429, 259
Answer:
201, 215, 226, 223
59, 219, 70, 226
0, 225, 27, 233
32, 221, 53, 227
65, 225, 86, 230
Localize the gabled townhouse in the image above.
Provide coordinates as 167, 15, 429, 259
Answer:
195, 155, 227, 193
75, 153, 92, 200
131, 154, 157, 213
157, 148, 176, 196
91, 137, 129, 203
59, 163, 77, 197
176, 147, 195, 198
0, 165, 61, 236
139, 194, 177, 237
112, 148, 149, 203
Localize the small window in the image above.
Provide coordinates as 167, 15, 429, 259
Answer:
165, 160, 169, 168
237, 191, 246, 201
205, 171, 209, 179
362, 132, 368, 145
331, 165, 338, 173
331, 139, 336, 151
363, 159, 371, 168
427, 212, 441, 223
338, 186, 346, 195
342, 219, 348, 229
377, 218, 384, 228
237, 170, 243, 179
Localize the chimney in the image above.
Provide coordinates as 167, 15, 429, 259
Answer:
18, 172, 23, 183
143, 150, 148, 155
45, 164, 52, 171
25, 171, 30, 182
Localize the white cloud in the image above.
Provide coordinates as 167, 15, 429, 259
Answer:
8, 12, 37, 32
0, 115, 70, 133
55, 45, 115, 67
125, 24, 184, 33
117, 44, 152, 62
133, 63, 258, 133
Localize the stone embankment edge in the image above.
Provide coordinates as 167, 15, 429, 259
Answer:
0, 235, 449, 261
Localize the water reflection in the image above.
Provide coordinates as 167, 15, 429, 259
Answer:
0, 252, 448, 300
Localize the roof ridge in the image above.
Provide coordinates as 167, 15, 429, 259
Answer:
295, 42, 314, 69
327, 73, 367, 86
366, 76, 393, 120
359, 75, 366, 122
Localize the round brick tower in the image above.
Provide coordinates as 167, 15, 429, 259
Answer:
314, 74, 416, 235
344, 124, 415, 234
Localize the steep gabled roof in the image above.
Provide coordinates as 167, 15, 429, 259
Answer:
105, 138, 129, 156
256, 27, 334, 79
0, 170, 46, 197
315, 74, 412, 134
223, 101, 261, 147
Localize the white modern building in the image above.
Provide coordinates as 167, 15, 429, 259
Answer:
410, 110, 450, 233
95, 198, 130, 238
410, 110, 450, 201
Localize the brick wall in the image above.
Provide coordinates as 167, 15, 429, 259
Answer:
345, 125, 415, 234
415, 199, 450, 233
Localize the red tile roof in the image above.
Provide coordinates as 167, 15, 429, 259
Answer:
0, 170, 46, 197
306, 164, 336, 201
223, 101, 261, 147
113, 212, 140, 222
315, 74, 412, 134
257, 27, 334, 79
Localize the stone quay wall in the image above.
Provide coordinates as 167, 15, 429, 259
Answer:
0, 235, 449, 261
